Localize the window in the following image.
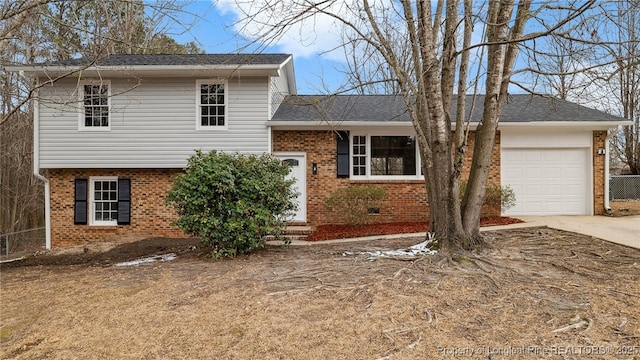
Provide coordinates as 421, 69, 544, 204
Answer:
197, 80, 227, 130
371, 136, 416, 176
91, 177, 118, 225
351, 134, 420, 178
83, 177, 130, 226
79, 81, 110, 130
352, 135, 367, 176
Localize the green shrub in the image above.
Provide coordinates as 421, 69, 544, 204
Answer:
325, 185, 386, 227
165, 150, 298, 258
460, 181, 516, 216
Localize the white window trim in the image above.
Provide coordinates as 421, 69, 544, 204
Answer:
89, 176, 118, 226
196, 79, 229, 131
78, 80, 111, 131
350, 133, 424, 180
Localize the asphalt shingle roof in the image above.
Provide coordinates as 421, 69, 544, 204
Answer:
33, 53, 292, 67
271, 94, 626, 123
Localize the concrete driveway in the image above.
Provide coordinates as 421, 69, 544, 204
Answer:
516, 215, 640, 249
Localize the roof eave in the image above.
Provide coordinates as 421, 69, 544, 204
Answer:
6, 64, 284, 77
268, 121, 414, 129
269, 120, 633, 130
497, 120, 633, 130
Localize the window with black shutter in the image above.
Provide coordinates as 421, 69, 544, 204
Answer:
74, 179, 88, 224
117, 178, 131, 225
336, 131, 350, 177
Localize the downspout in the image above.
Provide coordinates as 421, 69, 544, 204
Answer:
27, 73, 51, 249
604, 125, 623, 212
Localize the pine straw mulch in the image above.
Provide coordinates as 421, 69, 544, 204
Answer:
1, 227, 639, 359
308, 216, 524, 241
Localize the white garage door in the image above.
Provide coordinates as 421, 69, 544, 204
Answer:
502, 148, 590, 216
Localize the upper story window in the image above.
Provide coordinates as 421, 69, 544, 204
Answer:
79, 80, 110, 130
351, 134, 421, 178
196, 80, 228, 130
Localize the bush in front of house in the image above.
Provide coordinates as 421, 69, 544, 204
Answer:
460, 181, 516, 216
325, 185, 387, 227
166, 150, 298, 258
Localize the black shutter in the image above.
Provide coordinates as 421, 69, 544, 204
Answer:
336, 131, 350, 177
117, 178, 131, 225
74, 179, 88, 225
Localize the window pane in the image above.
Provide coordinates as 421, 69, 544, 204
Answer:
83, 84, 109, 128
371, 136, 416, 176
199, 83, 225, 127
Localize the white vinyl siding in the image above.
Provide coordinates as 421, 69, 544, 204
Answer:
37, 76, 270, 168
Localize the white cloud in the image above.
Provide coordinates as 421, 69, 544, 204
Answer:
212, 0, 379, 62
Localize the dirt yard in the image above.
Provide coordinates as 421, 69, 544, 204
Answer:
610, 200, 640, 216
1, 227, 639, 359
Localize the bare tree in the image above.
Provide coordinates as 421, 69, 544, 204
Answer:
522, 2, 639, 174
227, 0, 597, 250
606, 1, 640, 174
1, 0, 202, 239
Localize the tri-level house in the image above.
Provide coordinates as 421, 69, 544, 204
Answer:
10, 54, 631, 248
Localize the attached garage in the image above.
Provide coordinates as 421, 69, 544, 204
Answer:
501, 129, 593, 216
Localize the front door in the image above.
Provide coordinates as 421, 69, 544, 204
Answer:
277, 153, 306, 222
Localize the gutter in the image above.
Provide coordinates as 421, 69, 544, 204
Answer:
26, 73, 51, 249
604, 125, 624, 212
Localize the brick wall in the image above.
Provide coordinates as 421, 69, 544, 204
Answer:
272, 130, 501, 225
593, 131, 606, 215
48, 169, 186, 246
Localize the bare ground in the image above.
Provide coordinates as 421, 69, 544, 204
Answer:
1, 227, 639, 359
610, 200, 640, 216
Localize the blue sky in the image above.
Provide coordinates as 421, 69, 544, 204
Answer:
173, 1, 347, 94
171, 1, 593, 98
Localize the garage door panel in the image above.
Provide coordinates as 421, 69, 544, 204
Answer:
526, 151, 543, 161
546, 168, 562, 178
503, 151, 523, 161
525, 168, 542, 178
502, 148, 590, 216
564, 184, 583, 196
525, 184, 543, 195
545, 185, 563, 196
543, 201, 563, 212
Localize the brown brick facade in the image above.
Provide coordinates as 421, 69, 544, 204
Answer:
47, 130, 603, 246
593, 130, 606, 215
49, 169, 186, 246
272, 130, 501, 225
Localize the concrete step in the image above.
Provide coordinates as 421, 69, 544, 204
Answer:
263, 225, 314, 242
